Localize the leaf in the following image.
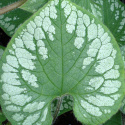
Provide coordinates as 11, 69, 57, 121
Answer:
71, 0, 103, 21
0, 45, 4, 59
70, 1, 125, 116
71, 0, 125, 46
103, 111, 122, 125
0, 109, 6, 124
119, 44, 125, 114
20, 0, 49, 13
0, 0, 124, 125
0, 0, 32, 37
83, 0, 125, 115
0, 47, 7, 124
120, 45, 125, 69
98, 0, 125, 45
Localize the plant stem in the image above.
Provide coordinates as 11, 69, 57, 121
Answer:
0, 0, 27, 15
121, 112, 125, 125
52, 97, 63, 125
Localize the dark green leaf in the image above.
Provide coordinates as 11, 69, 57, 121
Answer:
0, 109, 6, 124
0, 45, 4, 59
103, 111, 121, 125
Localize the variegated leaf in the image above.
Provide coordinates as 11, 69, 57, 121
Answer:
0, 0, 124, 125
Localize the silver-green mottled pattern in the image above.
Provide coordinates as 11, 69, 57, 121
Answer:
71, 0, 125, 46
71, 0, 103, 21
0, 46, 6, 125
70, 0, 125, 115
0, 0, 124, 125
0, 0, 32, 37
120, 44, 125, 114
120, 45, 125, 69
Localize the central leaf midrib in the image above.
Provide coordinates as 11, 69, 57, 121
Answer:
34, 36, 61, 92
59, 0, 64, 94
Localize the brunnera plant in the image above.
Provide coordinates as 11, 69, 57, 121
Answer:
0, 0, 125, 125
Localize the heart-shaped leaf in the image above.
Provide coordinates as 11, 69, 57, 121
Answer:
0, 0, 124, 125
0, 0, 32, 37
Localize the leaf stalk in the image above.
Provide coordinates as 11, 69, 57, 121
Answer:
52, 97, 63, 125
0, 0, 27, 15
